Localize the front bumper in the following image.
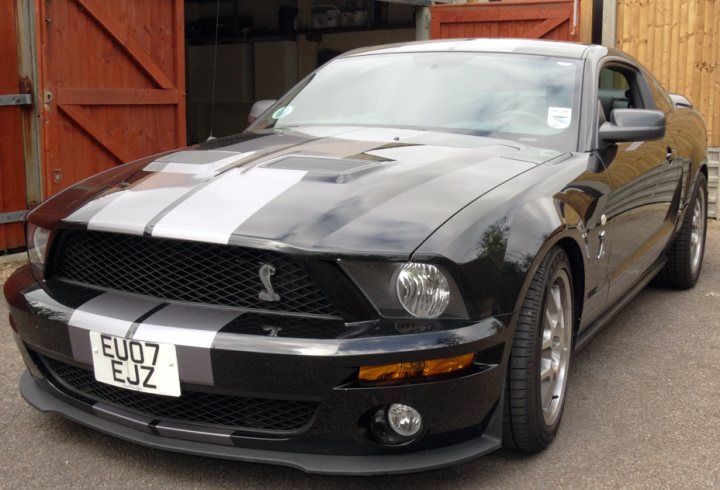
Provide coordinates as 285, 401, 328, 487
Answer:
7, 264, 510, 474
20, 372, 502, 475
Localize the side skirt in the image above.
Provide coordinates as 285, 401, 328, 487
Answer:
574, 256, 668, 351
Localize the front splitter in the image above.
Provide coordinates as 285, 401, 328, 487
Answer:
20, 371, 502, 475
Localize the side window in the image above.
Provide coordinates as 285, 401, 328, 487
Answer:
598, 65, 647, 122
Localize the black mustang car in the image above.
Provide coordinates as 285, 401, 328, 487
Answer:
5, 39, 708, 474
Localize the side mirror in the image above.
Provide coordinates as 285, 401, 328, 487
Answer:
669, 93, 693, 109
248, 99, 277, 124
599, 109, 666, 144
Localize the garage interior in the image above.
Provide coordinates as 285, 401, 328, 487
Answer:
184, 0, 418, 144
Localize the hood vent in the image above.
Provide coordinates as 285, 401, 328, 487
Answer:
262, 156, 380, 175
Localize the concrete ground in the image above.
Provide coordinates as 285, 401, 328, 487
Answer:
1, 223, 718, 489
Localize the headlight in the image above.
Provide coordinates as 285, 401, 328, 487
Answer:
27, 223, 51, 267
396, 263, 450, 318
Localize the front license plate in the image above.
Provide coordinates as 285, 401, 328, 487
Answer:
89, 332, 181, 397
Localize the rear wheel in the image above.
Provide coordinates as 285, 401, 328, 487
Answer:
503, 246, 574, 452
656, 174, 708, 289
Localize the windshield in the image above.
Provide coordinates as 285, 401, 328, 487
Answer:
251, 52, 583, 152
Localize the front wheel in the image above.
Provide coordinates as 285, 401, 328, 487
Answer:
655, 173, 708, 289
503, 246, 574, 452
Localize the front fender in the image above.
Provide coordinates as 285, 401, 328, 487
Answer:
503, 197, 589, 314
413, 154, 604, 323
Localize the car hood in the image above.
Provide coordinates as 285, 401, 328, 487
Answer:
58, 127, 560, 256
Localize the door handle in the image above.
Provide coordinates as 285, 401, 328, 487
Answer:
666, 147, 674, 162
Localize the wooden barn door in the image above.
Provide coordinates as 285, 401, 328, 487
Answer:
39, 0, 186, 197
0, 1, 29, 250
431, 0, 581, 41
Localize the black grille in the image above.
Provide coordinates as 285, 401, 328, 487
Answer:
40, 355, 317, 433
50, 230, 337, 316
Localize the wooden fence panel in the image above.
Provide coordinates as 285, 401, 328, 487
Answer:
616, 0, 720, 147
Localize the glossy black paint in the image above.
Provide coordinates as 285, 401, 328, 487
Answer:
6, 264, 510, 471
5, 40, 708, 472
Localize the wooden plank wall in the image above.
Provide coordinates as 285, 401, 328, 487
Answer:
616, 0, 720, 146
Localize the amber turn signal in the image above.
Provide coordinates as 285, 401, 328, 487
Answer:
359, 353, 475, 382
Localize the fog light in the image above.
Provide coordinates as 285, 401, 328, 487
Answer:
367, 404, 424, 446
387, 404, 422, 437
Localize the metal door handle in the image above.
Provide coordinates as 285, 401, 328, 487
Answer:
666, 147, 674, 162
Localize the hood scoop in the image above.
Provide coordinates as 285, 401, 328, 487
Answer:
262, 156, 382, 176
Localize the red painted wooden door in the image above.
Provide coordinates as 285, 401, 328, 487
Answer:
431, 0, 580, 42
0, 1, 28, 251
39, 0, 186, 197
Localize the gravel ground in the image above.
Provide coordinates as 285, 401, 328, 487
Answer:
1, 224, 718, 489
0, 253, 25, 283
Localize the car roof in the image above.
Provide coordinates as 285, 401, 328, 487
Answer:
343, 38, 601, 60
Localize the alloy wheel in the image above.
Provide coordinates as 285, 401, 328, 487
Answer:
690, 188, 706, 275
540, 268, 573, 426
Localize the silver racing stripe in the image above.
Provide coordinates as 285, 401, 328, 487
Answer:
86, 172, 206, 235
64, 190, 128, 225
68, 327, 94, 365
68, 151, 255, 233
151, 167, 307, 244
176, 346, 216, 386
65, 294, 238, 386
25, 287, 239, 387
143, 150, 250, 175
67, 293, 164, 364
131, 304, 241, 386
131, 304, 239, 348
69, 293, 164, 337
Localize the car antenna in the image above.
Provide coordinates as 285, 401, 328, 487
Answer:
206, 0, 221, 142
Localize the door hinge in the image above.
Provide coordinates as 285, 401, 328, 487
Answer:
0, 94, 33, 107
0, 211, 28, 224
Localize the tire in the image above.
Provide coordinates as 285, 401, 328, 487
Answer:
503, 246, 574, 452
655, 174, 708, 289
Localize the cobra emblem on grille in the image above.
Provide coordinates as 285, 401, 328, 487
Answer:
258, 264, 281, 302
